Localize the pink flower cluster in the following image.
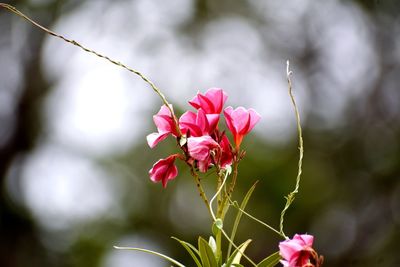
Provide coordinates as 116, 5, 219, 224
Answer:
147, 88, 261, 187
279, 234, 323, 267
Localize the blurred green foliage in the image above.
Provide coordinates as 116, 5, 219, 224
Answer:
1, 0, 400, 266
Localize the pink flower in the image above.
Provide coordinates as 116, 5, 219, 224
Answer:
179, 109, 219, 136
187, 136, 219, 172
279, 234, 316, 267
147, 105, 178, 148
149, 154, 179, 188
223, 106, 261, 149
188, 88, 228, 131
189, 88, 228, 114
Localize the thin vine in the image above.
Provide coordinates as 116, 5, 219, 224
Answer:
0, 3, 181, 133
279, 60, 304, 238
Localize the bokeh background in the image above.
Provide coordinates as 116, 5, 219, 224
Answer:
1, 0, 400, 266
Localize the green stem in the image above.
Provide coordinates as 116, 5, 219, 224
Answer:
214, 171, 224, 262
190, 166, 212, 218
218, 159, 238, 219
209, 169, 229, 262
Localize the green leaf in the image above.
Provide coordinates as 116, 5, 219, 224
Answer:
231, 239, 251, 265
171, 237, 202, 267
114, 246, 186, 267
198, 237, 218, 267
227, 181, 258, 257
257, 251, 281, 267
225, 239, 252, 267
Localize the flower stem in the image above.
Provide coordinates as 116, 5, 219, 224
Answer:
217, 158, 238, 219
209, 169, 229, 262
189, 166, 212, 218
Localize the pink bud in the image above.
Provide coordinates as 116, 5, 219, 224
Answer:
149, 154, 179, 188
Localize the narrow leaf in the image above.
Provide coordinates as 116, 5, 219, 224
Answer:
171, 237, 202, 267
114, 246, 186, 267
232, 239, 251, 264
225, 239, 252, 267
227, 181, 258, 257
198, 237, 218, 267
257, 251, 281, 267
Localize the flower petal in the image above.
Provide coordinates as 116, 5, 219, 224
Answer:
189, 88, 228, 114
247, 108, 261, 133
279, 240, 303, 260
146, 132, 170, 148
187, 136, 219, 161
149, 155, 179, 188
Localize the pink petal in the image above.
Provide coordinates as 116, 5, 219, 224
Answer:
196, 109, 210, 134
179, 111, 199, 135
179, 111, 197, 125
295, 234, 314, 247
223, 106, 236, 135
153, 114, 174, 133
247, 108, 261, 133
198, 158, 211, 173
223, 106, 261, 148
187, 136, 219, 161
162, 164, 178, 188
150, 166, 168, 182
179, 122, 203, 137
189, 88, 228, 114
179, 110, 214, 137
188, 94, 201, 110
204, 88, 228, 113
151, 104, 177, 136
230, 107, 251, 133
206, 114, 220, 131
158, 105, 173, 116
219, 134, 233, 168
198, 94, 215, 113
149, 155, 179, 188
146, 132, 170, 148
279, 240, 303, 260
279, 234, 315, 267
